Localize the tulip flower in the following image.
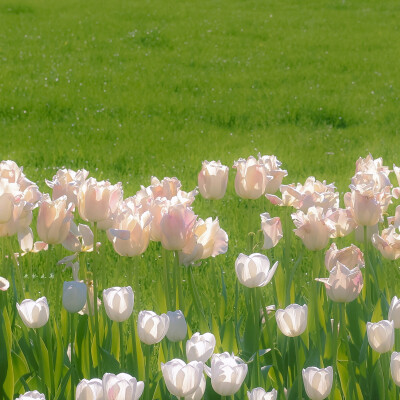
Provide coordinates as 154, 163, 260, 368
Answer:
185, 374, 206, 400
391, 352, 400, 386
16, 391, 46, 400
46, 168, 89, 205
0, 276, 9, 291
292, 206, 335, 251
103, 286, 134, 322
63, 222, 95, 253
372, 226, 400, 260
0, 191, 15, 224
275, 304, 308, 337
324, 243, 364, 272
62, 281, 87, 313
325, 208, 357, 238
102, 373, 144, 400
161, 359, 204, 398
109, 203, 152, 256
159, 203, 197, 251
198, 160, 229, 200
235, 253, 278, 288
0, 200, 34, 238
258, 154, 288, 194
76, 378, 104, 400
247, 387, 278, 400
137, 310, 169, 345
389, 296, 400, 328
316, 263, 363, 303
260, 212, 283, 249
233, 156, 268, 199
367, 320, 394, 353
37, 194, 74, 244
166, 310, 187, 342
78, 177, 122, 224
186, 332, 216, 363
16, 297, 49, 329
205, 352, 248, 396
149, 176, 182, 199
79, 281, 101, 316
302, 366, 333, 400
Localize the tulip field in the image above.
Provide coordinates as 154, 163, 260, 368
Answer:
3, 1, 400, 400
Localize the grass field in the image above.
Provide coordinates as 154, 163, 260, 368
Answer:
1, 1, 400, 398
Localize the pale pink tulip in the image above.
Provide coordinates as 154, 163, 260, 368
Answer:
198, 160, 229, 200
325, 243, 364, 272
233, 156, 268, 199
372, 226, 400, 260
260, 212, 283, 249
292, 207, 335, 251
0, 200, 33, 237
258, 154, 287, 194
316, 262, 363, 303
63, 222, 95, 253
325, 208, 357, 238
37, 194, 74, 244
78, 178, 122, 224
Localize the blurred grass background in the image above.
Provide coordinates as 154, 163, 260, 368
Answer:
1, 0, 400, 309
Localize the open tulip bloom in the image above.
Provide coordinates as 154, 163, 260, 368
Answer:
260, 212, 283, 250
315, 262, 363, 303
235, 253, 278, 288
76, 378, 103, 400
302, 366, 333, 400
324, 243, 364, 272
367, 320, 394, 353
16, 391, 46, 400
247, 387, 277, 399
161, 359, 204, 398
16, 297, 49, 329
186, 332, 216, 363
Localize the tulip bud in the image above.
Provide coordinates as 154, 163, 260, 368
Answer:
186, 332, 216, 363
260, 212, 283, 249
235, 253, 278, 288
389, 296, 400, 328
391, 352, 400, 386
247, 387, 278, 400
315, 263, 363, 303
137, 310, 169, 345
16, 391, 46, 400
62, 281, 87, 313
102, 373, 144, 400
166, 310, 187, 342
76, 378, 104, 400
205, 352, 248, 396
367, 320, 394, 353
161, 359, 204, 398
103, 286, 134, 322
37, 194, 73, 244
16, 297, 49, 329
302, 366, 333, 400
275, 304, 307, 337
198, 160, 229, 200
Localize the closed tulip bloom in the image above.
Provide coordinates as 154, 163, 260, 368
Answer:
260, 212, 283, 249
235, 253, 278, 288
247, 387, 277, 400
109, 205, 152, 257
166, 310, 187, 341
16, 297, 49, 329
159, 203, 197, 251
198, 160, 229, 200
103, 286, 134, 322
302, 366, 333, 400
17, 391, 46, 400
367, 320, 394, 353
186, 332, 216, 363
76, 378, 104, 400
205, 352, 248, 396
389, 296, 400, 328
78, 178, 122, 224
292, 207, 335, 251
37, 194, 74, 244
325, 243, 364, 272
63, 281, 87, 313
161, 359, 204, 398
275, 304, 308, 337
0, 276, 9, 291
185, 374, 206, 400
316, 263, 363, 303
391, 352, 400, 386
137, 310, 169, 345
233, 156, 268, 199
102, 373, 144, 400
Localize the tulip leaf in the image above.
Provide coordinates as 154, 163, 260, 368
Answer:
54, 366, 72, 400
99, 346, 120, 374
0, 308, 14, 400
11, 350, 29, 389
39, 335, 51, 393
371, 357, 385, 399
52, 321, 65, 390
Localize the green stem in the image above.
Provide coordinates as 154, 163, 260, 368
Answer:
119, 322, 125, 369
144, 344, 152, 400
312, 251, 323, 366
70, 312, 75, 400
174, 250, 183, 313
364, 226, 372, 312
162, 247, 171, 310
294, 336, 303, 399
7, 237, 24, 298
331, 303, 339, 399
128, 264, 139, 376
92, 222, 101, 375
188, 266, 208, 330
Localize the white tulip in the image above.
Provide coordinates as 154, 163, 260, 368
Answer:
390, 352, 400, 386
103, 286, 134, 322
185, 374, 206, 400
235, 253, 278, 288
76, 378, 104, 400
302, 366, 333, 400
102, 373, 144, 400
137, 310, 169, 345
16, 391, 46, 399
166, 310, 187, 342
247, 387, 277, 400
62, 281, 87, 313
275, 304, 308, 337
186, 332, 216, 363
389, 296, 400, 328
367, 320, 394, 353
16, 297, 49, 329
